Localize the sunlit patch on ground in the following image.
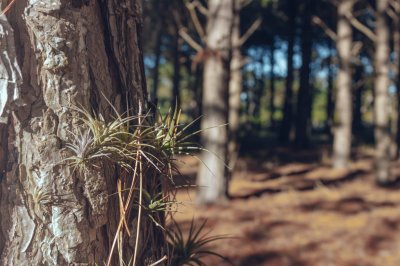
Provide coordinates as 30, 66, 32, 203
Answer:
172, 150, 400, 266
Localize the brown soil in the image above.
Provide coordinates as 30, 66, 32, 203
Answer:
172, 148, 400, 266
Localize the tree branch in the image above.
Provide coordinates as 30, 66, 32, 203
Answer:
346, 12, 377, 42
239, 17, 262, 46
186, 1, 206, 40
179, 28, 203, 52
191, 0, 209, 16
351, 41, 363, 57
312, 16, 337, 41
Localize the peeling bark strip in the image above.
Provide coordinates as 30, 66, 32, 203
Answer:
0, 0, 162, 265
0, 13, 23, 123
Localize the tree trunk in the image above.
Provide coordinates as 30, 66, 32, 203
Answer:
374, 0, 391, 184
151, 17, 164, 106
0, 1, 164, 265
353, 63, 364, 136
294, 0, 313, 147
326, 47, 335, 138
269, 40, 276, 129
193, 65, 203, 119
171, 24, 181, 108
228, 1, 242, 174
332, 0, 354, 169
393, 3, 400, 159
252, 56, 265, 123
197, 0, 232, 204
279, 0, 297, 144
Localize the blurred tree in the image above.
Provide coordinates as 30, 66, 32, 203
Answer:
333, 0, 355, 169
228, 0, 244, 174
373, 0, 391, 184
279, 0, 298, 144
196, 0, 233, 204
391, 1, 400, 158
353, 60, 365, 136
326, 44, 335, 138
295, 0, 315, 147
269, 38, 276, 128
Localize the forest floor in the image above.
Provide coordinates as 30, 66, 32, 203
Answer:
172, 146, 400, 266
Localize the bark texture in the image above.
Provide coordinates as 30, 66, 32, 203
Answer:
0, 0, 163, 265
197, 0, 232, 204
332, 0, 354, 169
374, 0, 391, 184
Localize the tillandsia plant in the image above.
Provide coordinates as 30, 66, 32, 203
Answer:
63, 103, 229, 265
166, 219, 232, 266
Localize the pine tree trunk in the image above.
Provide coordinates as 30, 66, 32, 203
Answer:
0, 1, 164, 264
228, 1, 242, 174
374, 0, 391, 184
353, 63, 364, 136
326, 46, 335, 138
279, 0, 297, 144
294, 0, 313, 148
393, 4, 400, 159
151, 19, 163, 105
332, 0, 354, 169
269, 40, 276, 129
197, 0, 232, 204
171, 24, 181, 108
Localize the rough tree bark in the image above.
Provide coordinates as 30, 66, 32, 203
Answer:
374, 0, 391, 184
0, 0, 164, 265
332, 0, 354, 169
279, 0, 297, 144
197, 0, 232, 204
294, 0, 313, 147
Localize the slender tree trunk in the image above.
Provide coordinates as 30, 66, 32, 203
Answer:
0, 1, 164, 264
332, 0, 354, 169
294, 0, 313, 147
197, 0, 233, 204
393, 3, 400, 159
151, 19, 163, 105
353, 63, 364, 136
253, 67, 265, 123
326, 47, 335, 137
269, 40, 276, 128
228, 1, 242, 173
279, 0, 297, 144
374, 0, 391, 184
171, 24, 181, 108
194, 66, 203, 119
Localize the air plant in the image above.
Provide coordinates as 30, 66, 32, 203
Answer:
166, 219, 232, 266
63, 103, 228, 266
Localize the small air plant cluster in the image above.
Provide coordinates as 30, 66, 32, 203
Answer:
64, 104, 228, 266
